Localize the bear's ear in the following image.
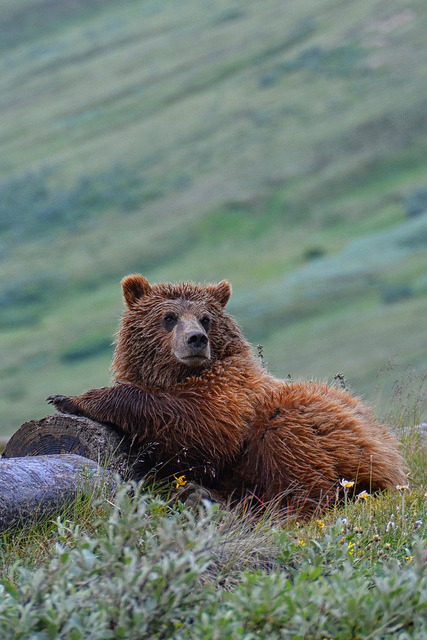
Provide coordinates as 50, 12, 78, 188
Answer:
208, 280, 232, 307
121, 274, 152, 307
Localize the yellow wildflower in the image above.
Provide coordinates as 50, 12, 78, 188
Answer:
405, 555, 413, 562
357, 490, 370, 500
317, 519, 325, 529
348, 541, 355, 555
174, 474, 187, 489
298, 539, 305, 546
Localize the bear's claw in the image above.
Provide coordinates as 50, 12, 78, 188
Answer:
47, 394, 64, 405
47, 394, 79, 415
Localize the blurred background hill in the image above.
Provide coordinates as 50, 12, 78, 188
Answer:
0, 0, 426, 435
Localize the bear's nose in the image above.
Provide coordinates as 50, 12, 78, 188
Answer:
186, 331, 208, 352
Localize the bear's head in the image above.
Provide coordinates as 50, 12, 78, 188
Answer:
112, 274, 249, 389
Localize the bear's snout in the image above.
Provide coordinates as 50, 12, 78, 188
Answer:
186, 331, 208, 352
172, 315, 211, 366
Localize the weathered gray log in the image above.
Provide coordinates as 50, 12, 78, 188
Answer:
0, 454, 112, 531
2, 413, 151, 479
0, 414, 156, 530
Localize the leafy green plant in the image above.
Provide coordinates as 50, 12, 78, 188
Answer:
0, 478, 425, 640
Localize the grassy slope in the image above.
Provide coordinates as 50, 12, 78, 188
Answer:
0, 0, 426, 434
0, 467, 425, 638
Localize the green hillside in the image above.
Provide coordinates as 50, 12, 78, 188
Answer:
1, 0, 426, 435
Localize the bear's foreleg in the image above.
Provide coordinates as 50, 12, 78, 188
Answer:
47, 382, 249, 478
47, 384, 152, 436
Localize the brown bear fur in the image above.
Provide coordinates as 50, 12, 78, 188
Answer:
48, 274, 407, 515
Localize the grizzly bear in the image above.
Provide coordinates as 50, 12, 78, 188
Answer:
48, 274, 407, 515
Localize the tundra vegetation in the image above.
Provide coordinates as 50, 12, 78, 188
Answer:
0, 0, 426, 432
0, 1, 425, 635
0, 401, 425, 639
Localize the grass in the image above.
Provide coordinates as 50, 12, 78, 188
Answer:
0, 421, 425, 639
0, 369, 425, 638
6, 393, 427, 628
0, 2, 425, 634
0, 0, 426, 435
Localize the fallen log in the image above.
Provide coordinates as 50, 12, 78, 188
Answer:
1, 413, 217, 530
0, 414, 156, 530
0, 454, 111, 531
2, 413, 151, 479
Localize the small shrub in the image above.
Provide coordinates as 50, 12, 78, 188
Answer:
0, 484, 217, 639
381, 283, 414, 304
61, 336, 112, 363
259, 68, 281, 88
0, 475, 425, 639
405, 186, 427, 218
281, 44, 364, 77
212, 8, 245, 25
0, 162, 163, 246
0, 273, 63, 308
0, 272, 65, 327
303, 246, 325, 261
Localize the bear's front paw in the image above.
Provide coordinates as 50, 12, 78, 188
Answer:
175, 481, 215, 508
47, 394, 81, 416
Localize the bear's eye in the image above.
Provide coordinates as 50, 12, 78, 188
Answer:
200, 315, 210, 331
162, 313, 178, 331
